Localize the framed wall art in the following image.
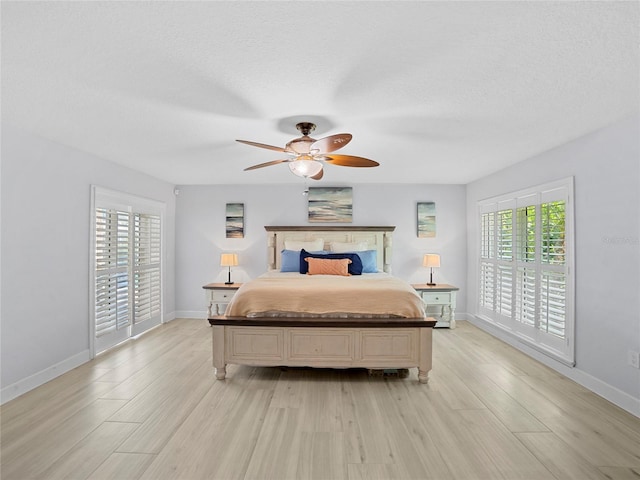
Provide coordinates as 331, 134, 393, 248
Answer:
308, 187, 353, 223
225, 203, 244, 238
417, 202, 436, 238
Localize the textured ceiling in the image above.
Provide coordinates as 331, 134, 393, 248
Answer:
2, 1, 638, 185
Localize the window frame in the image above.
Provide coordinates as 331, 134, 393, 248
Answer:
477, 177, 575, 366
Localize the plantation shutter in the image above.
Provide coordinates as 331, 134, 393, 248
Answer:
515, 201, 537, 332
496, 209, 514, 321
92, 187, 164, 355
477, 178, 574, 365
479, 202, 515, 327
95, 208, 131, 336
94, 208, 132, 352
479, 211, 495, 312
132, 213, 162, 335
539, 200, 567, 339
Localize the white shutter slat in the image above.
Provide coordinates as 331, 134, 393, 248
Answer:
480, 212, 495, 259
540, 271, 566, 338
95, 271, 130, 337
480, 262, 495, 310
515, 267, 536, 327
496, 265, 513, 317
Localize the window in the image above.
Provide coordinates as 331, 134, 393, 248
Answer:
478, 178, 574, 365
91, 187, 164, 355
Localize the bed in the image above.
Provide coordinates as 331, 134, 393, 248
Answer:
209, 226, 436, 383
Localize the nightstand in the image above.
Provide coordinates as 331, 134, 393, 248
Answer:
202, 283, 242, 318
412, 284, 459, 328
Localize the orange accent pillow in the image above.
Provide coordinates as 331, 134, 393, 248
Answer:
305, 257, 352, 276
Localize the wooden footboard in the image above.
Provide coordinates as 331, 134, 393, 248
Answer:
209, 316, 436, 383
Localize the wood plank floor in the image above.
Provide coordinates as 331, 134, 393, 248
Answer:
2, 319, 640, 480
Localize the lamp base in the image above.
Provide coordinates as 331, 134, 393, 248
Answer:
225, 268, 234, 285
427, 270, 436, 286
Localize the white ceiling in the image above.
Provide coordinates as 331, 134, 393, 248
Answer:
2, 1, 638, 185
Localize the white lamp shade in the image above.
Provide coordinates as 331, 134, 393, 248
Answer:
220, 253, 238, 267
423, 254, 440, 268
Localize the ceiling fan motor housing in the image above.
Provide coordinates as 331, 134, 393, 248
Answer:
296, 122, 316, 136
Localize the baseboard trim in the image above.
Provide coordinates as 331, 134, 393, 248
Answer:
467, 315, 640, 418
174, 310, 207, 319
1, 349, 91, 405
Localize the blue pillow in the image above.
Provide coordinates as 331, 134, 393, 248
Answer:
281, 249, 326, 272
281, 249, 301, 272
356, 250, 378, 273
300, 249, 363, 275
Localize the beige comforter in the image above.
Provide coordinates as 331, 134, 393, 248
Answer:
225, 272, 425, 318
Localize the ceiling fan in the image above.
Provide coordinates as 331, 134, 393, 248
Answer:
236, 122, 379, 180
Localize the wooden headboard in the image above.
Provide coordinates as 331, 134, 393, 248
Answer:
264, 226, 395, 273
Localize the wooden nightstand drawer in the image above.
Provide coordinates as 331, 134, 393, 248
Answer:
210, 290, 235, 303
421, 292, 451, 304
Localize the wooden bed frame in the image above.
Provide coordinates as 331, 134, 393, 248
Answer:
210, 226, 436, 383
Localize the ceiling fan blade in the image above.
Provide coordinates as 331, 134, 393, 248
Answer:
310, 134, 352, 153
244, 159, 289, 171
324, 154, 379, 167
236, 139, 286, 152
310, 168, 324, 180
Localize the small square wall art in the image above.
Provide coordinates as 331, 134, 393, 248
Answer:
308, 187, 353, 223
226, 203, 244, 238
417, 202, 436, 238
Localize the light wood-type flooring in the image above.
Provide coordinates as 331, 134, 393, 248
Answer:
2, 319, 640, 480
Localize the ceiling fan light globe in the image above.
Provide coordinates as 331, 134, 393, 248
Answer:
289, 160, 323, 178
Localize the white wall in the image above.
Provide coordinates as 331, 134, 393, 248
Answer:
1, 125, 177, 402
174, 183, 467, 317
466, 114, 640, 415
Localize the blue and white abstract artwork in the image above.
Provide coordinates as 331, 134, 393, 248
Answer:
308, 187, 353, 223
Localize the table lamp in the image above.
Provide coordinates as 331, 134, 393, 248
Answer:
423, 254, 440, 286
220, 253, 238, 285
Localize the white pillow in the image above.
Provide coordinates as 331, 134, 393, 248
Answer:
330, 241, 368, 253
284, 238, 324, 251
